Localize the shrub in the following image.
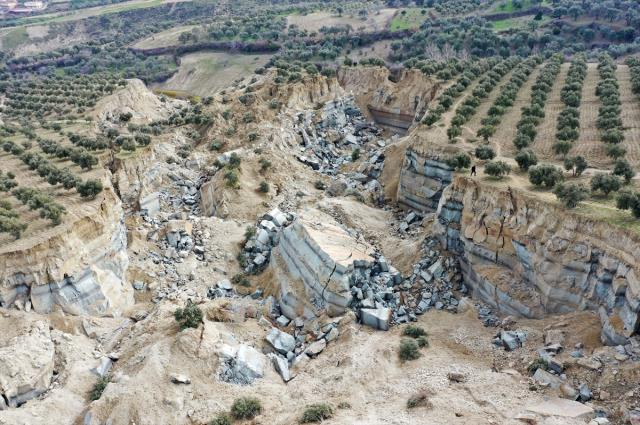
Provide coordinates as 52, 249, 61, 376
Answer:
402, 325, 427, 338
76, 179, 103, 199
259, 158, 272, 173
613, 159, 634, 183
300, 403, 333, 423
174, 301, 203, 330
224, 170, 239, 188
514, 149, 538, 171
209, 413, 232, 425
259, 181, 270, 193
231, 397, 262, 420
553, 140, 572, 157
445, 153, 471, 170
210, 140, 223, 151
606, 144, 626, 159
475, 145, 495, 160
407, 390, 432, 409
89, 375, 109, 401
228, 153, 241, 169
416, 336, 429, 347
314, 180, 326, 190
563, 156, 588, 177
553, 183, 589, 208
399, 339, 421, 362
591, 174, 621, 195
484, 161, 511, 179
529, 164, 563, 188
232, 273, 250, 286
351, 148, 361, 161
616, 191, 640, 217
527, 358, 549, 375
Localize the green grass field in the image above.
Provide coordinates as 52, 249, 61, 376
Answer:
389, 8, 429, 31
0, 27, 28, 49
492, 15, 548, 31
490, 0, 550, 13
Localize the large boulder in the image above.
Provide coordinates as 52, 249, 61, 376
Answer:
0, 321, 55, 407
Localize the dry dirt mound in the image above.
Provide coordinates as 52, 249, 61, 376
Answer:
93, 79, 179, 125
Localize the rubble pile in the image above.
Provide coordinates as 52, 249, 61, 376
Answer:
261, 298, 343, 383
240, 208, 296, 274
294, 96, 388, 202
295, 96, 381, 173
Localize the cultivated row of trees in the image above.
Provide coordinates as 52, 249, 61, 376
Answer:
423, 58, 500, 126
595, 54, 626, 160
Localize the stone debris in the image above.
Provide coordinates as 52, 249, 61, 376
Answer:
495, 330, 528, 351
266, 327, 296, 355
240, 208, 296, 275
0, 321, 55, 408
294, 96, 387, 203
218, 344, 266, 386
525, 397, 594, 419
170, 374, 191, 385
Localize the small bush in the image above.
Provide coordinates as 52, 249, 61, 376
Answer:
527, 358, 549, 375
475, 145, 495, 160
300, 403, 333, 423
231, 397, 262, 420
402, 325, 427, 338
174, 301, 203, 330
232, 273, 250, 286
259, 181, 270, 193
529, 164, 563, 188
209, 413, 232, 425
515, 149, 537, 171
227, 153, 241, 169
89, 375, 109, 401
399, 339, 421, 362
591, 174, 621, 195
553, 183, 589, 208
484, 160, 511, 178
314, 180, 326, 190
406, 390, 432, 409
416, 336, 429, 348
351, 148, 361, 161
445, 152, 471, 170
224, 170, 239, 188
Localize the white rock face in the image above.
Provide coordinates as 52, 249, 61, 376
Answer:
0, 188, 132, 317
270, 217, 374, 318
0, 321, 55, 407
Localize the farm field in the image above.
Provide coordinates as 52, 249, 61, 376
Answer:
152, 52, 272, 97
572, 63, 607, 168
0, 0, 179, 29
388, 8, 430, 31
131, 24, 197, 49
287, 9, 395, 33
618, 65, 640, 167
531, 62, 570, 161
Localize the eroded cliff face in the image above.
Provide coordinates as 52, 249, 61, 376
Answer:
0, 187, 132, 316
338, 67, 441, 133
397, 148, 454, 212
432, 176, 639, 345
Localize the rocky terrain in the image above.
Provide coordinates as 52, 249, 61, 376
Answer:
0, 66, 639, 425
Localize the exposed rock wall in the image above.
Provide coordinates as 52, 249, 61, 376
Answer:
0, 188, 132, 316
269, 218, 374, 319
433, 176, 640, 345
397, 148, 454, 212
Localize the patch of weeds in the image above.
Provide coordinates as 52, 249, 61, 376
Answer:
300, 403, 333, 423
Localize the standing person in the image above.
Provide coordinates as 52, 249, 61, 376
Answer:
470, 165, 476, 176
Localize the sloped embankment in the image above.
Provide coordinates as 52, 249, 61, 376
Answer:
0, 186, 132, 316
